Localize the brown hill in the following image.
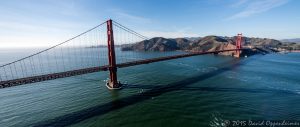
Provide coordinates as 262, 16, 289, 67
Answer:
120, 35, 298, 56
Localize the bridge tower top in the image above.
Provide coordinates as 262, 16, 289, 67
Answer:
236, 33, 242, 49
234, 33, 243, 58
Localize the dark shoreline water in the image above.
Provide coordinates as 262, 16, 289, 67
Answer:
0, 49, 300, 127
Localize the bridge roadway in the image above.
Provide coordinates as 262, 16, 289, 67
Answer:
0, 49, 244, 88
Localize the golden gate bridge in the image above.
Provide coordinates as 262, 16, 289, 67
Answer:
0, 19, 244, 89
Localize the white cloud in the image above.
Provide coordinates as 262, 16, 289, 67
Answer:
227, 0, 289, 20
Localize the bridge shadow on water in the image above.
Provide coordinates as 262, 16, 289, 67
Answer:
33, 57, 297, 127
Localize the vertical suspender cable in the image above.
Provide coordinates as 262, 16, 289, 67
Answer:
13, 63, 18, 79
54, 48, 59, 73
60, 46, 66, 72
19, 61, 25, 78
22, 60, 28, 78
38, 53, 43, 75
0, 68, 2, 82
9, 65, 14, 80
3, 66, 8, 80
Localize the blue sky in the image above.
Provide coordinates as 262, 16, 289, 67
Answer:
0, 0, 299, 47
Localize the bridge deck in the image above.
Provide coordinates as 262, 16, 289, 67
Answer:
0, 49, 243, 88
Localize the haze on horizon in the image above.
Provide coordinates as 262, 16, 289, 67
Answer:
0, 0, 299, 48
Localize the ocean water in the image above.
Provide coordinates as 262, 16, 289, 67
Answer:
0, 48, 300, 127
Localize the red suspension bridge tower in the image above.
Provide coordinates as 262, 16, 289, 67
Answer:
106, 19, 121, 89
235, 33, 242, 57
